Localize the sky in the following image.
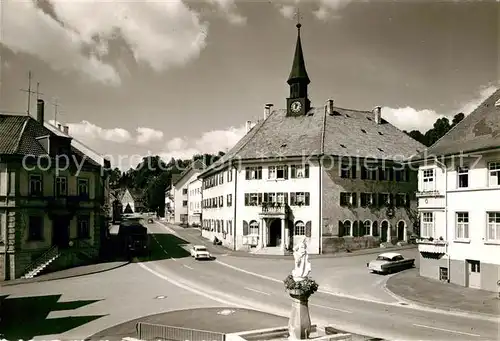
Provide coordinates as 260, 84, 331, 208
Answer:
1, 0, 499, 170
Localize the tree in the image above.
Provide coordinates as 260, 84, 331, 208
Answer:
405, 112, 466, 147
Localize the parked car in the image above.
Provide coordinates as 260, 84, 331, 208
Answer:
367, 252, 415, 274
190, 245, 212, 260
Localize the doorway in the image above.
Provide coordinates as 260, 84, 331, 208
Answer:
381, 220, 389, 242
466, 260, 481, 289
52, 216, 70, 248
268, 219, 282, 247
397, 221, 405, 241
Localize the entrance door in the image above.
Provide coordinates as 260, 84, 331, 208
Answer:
397, 221, 405, 241
52, 216, 70, 248
268, 219, 282, 247
466, 260, 481, 289
381, 221, 389, 242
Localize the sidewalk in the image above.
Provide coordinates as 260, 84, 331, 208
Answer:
1, 261, 129, 287
385, 268, 499, 316
157, 221, 417, 259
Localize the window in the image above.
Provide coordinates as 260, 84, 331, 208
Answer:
360, 193, 374, 207
457, 166, 469, 188
360, 166, 377, 180
294, 221, 305, 235
395, 193, 410, 207
219, 173, 224, 184
244, 193, 262, 206
245, 167, 262, 180
183, 200, 188, 207
268, 166, 288, 180
28, 216, 43, 241
378, 167, 390, 181
378, 193, 391, 207
363, 220, 372, 235
340, 164, 356, 179
439, 267, 449, 281
422, 169, 435, 191
276, 192, 287, 204
77, 215, 90, 239
227, 194, 232, 207
55, 176, 67, 196
468, 260, 480, 273
227, 170, 233, 182
182, 188, 188, 195
488, 162, 500, 186
290, 192, 310, 206
421, 212, 434, 238
228, 220, 232, 235
394, 167, 408, 182
249, 220, 259, 235
219, 196, 224, 207
77, 178, 89, 197
29, 174, 43, 196
455, 212, 469, 239
340, 192, 357, 206
343, 220, 352, 236
291, 164, 309, 178
487, 212, 500, 242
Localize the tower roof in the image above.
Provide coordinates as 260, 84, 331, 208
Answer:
287, 23, 310, 85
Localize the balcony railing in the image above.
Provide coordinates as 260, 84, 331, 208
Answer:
259, 202, 289, 216
417, 238, 447, 254
416, 190, 443, 198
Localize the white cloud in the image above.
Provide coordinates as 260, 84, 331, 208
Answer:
0, 0, 208, 85
279, 5, 296, 19
49, 120, 133, 143
136, 127, 164, 145
275, 0, 359, 20
166, 137, 188, 151
382, 85, 498, 132
207, 0, 246, 25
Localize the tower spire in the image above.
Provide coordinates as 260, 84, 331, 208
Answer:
287, 12, 310, 86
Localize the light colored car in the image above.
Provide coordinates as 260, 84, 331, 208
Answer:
367, 252, 415, 274
190, 245, 211, 260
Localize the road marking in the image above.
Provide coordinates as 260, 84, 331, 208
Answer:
154, 221, 179, 235
412, 323, 481, 337
244, 287, 271, 296
183, 265, 194, 270
151, 234, 177, 262
310, 303, 352, 314
214, 260, 498, 322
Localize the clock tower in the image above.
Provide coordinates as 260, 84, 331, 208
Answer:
286, 22, 311, 117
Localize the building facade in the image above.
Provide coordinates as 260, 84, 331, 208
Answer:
416, 88, 500, 292
172, 160, 204, 225
0, 100, 109, 280
199, 23, 423, 255
165, 186, 174, 222
187, 178, 202, 226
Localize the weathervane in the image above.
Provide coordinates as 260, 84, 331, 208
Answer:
294, 7, 303, 28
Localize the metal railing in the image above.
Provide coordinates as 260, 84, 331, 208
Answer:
137, 322, 225, 341
22, 245, 59, 277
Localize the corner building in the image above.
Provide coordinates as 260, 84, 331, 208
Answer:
199, 23, 424, 255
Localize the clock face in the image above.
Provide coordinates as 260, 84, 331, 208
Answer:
290, 101, 302, 113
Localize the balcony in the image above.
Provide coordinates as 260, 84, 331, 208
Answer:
417, 238, 447, 255
416, 190, 443, 198
259, 202, 289, 217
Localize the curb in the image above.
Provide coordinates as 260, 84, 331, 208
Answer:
0, 261, 131, 287
383, 280, 499, 320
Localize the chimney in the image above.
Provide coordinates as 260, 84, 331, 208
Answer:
36, 99, 45, 123
63, 125, 69, 135
264, 103, 273, 119
325, 99, 334, 115
57, 124, 62, 131
373, 106, 382, 124
246, 120, 252, 133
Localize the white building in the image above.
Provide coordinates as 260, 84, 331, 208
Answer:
414, 88, 500, 292
165, 186, 174, 222
198, 23, 423, 255
187, 178, 202, 226
172, 160, 205, 225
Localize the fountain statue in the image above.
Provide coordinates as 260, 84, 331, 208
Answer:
292, 237, 311, 281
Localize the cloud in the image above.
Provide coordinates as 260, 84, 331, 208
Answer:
382, 85, 498, 132
136, 127, 164, 145
48, 119, 133, 143
279, 5, 296, 19
275, 0, 355, 20
0, 0, 208, 85
207, 0, 246, 25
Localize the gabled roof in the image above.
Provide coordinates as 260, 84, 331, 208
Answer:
423, 87, 500, 157
0, 113, 100, 167
172, 159, 206, 186
200, 106, 425, 176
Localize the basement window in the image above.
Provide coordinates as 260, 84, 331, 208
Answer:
361, 129, 366, 133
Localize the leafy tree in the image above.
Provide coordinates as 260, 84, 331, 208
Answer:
405, 113, 466, 147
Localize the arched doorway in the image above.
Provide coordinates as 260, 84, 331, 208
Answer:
381, 220, 390, 242
268, 219, 282, 247
397, 220, 406, 241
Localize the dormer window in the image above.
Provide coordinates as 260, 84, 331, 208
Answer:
291, 164, 309, 178
268, 166, 288, 180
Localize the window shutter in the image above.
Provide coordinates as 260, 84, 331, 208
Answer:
305, 221, 312, 237
389, 193, 394, 206
245, 194, 249, 205
305, 192, 310, 205
351, 165, 357, 179
405, 193, 411, 207
284, 166, 288, 179
351, 193, 357, 207
243, 221, 249, 236
264, 193, 269, 202
360, 167, 366, 180
389, 168, 394, 181
338, 220, 344, 237
305, 164, 309, 178
290, 193, 296, 205
284, 192, 289, 204
372, 221, 379, 236
352, 221, 359, 237
258, 193, 263, 205
245, 169, 250, 180
258, 167, 262, 179
340, 193, 345, 205
291, 165, 296, 178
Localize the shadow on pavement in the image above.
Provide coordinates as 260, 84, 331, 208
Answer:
136, 233, 192, 262
0, 294, 104, 340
